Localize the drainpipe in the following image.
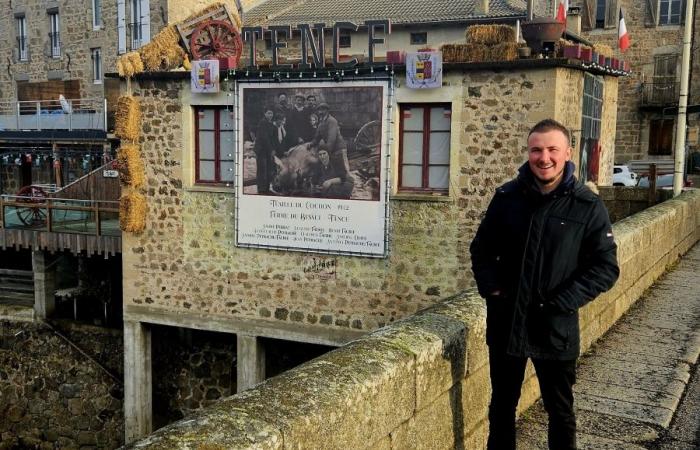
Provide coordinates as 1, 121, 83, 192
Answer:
527, 0, 534, 21
674, 1, 694, 196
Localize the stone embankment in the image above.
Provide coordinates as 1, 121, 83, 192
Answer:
129, 189, 700, 449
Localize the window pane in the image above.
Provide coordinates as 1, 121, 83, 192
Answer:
198, 109, 215, 129
402, 107, 424, 130
199, 131, 215, 159
221, 161, 234, 182
401, 166, 422, 188
220, 110, 234, 130
402, 133, 424, 164
199, 161, 215, 181
429, 132, 450, 164
428, 166, 449, 189
219, 131, 234, 157
671, 0, 680, 14
430, 107, 451, 131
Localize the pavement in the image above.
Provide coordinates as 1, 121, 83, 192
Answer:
516, 243, 700, 449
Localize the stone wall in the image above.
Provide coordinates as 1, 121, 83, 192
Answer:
0, 320, 124, 449
123, 64, 621, 344
127, 189, 700, 449
575, 0, 700, 162
599, 186, 674, 223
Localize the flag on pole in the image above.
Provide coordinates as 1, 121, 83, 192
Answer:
556, 0, 569, 23
618, 8, 630, 52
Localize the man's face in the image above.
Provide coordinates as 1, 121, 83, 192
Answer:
294, 96, 304, 108
306, 96, 316, 107
318, 108, 328, 119
264, 110, 273, 121
527, 129, 571, 189
276, 117, 286, 127
278, 94, 287, 105
318, 150, 330, 165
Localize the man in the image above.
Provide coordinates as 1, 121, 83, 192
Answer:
306, 94, 318, 111
311, 103, 350, 174
275, 93, 291, 116
470, 119, 619, 450
272, 113, 293, 158
253, 108, 275, 194
311, 145, 354, 198
288, 94, 312, 144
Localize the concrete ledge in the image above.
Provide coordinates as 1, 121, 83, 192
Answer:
128, 190, 700, 449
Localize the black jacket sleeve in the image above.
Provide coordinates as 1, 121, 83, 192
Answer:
550, 199, 620, 313
470, 193, 503, 298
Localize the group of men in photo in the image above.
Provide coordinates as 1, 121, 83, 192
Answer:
253, 92, 353, 198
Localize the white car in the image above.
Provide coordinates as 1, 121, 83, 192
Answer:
613, 165, 637, 186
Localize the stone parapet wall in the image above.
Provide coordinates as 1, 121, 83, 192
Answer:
599, 186, 674, 222
128, 189, 700, 449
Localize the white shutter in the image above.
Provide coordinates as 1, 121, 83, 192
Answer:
140, 0, 151, 44
117, 0, 126, 54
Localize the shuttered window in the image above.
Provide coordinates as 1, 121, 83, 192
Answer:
649, 119, 674, 155
582, 0, 619, 30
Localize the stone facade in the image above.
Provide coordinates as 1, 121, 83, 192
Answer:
575, 0, 700, 163
0, 320, 124, 449
122, 63, 620, 345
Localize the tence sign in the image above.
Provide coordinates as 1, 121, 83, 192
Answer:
241, 20, 391, 69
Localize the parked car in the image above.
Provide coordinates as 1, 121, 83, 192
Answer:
637, 174, 694, 189
612, 165, 637, 186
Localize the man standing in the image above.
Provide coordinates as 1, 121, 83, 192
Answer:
312, 103, 350, 174
288, 94, 312, 144
253, 108, 275, 194
470, 119, 619, 450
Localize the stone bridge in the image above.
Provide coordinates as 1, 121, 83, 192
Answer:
126, 189, 700, 449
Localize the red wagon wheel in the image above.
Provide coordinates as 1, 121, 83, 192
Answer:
190, 20, 243, 60
15, 185, 47, 227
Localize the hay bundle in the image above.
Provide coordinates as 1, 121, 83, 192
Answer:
117, 52, 145, 77
465, 25, 516, 45
116, 144, 145, 188
440, 43, 470, 63
594, 43, 614, 57
486, 42, 519, 62
463, 44, 487, 62
114, 96, 141, 142
119, 191, 147, 233
139, 25, 186, 72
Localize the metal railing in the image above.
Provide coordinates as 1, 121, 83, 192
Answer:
16, 36, 28, 61
128, 22, 144, 50
0, 195, 119, 236
0, 97, 107, 132
641, 81, 680, 107
49, 32, 61, 58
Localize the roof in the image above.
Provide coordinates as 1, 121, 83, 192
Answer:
244, 0, 551, 27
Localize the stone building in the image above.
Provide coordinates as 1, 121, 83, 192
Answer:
119, 1, 623, 440
574, 0, 700, 163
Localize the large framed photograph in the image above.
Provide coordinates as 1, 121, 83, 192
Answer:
235, 80, 390, 257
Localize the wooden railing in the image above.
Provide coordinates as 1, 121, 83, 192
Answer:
0, 195, 119, 237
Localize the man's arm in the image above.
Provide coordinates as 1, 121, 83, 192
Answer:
470, 195, 503, 298
549, 200, 619, 313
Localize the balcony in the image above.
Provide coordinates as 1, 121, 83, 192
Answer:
0, 97, 107, 133
640, 81, 680, 109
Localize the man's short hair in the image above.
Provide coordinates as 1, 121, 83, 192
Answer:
306, 95, 316, 100
317, 102, 329, 111
528, 119, 571, 146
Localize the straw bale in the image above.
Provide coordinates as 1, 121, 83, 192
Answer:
114, 96, 141, 142
486, 42, 519, 61
463, 44, 487, 62
440, 43, 470, 63
594, 43, 614, 57
128, 51, 144, 74
117, 54, 133, 77
465, 24, 516, 45
139, 25, 186, 72
120, 191, 147, 233
117, 144, 145, 189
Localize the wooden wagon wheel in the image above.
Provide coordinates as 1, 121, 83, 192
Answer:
15, 185, 47, 226
354, 120, 382, 154
190, 20, 242, 60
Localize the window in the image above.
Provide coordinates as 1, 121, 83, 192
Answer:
659, 0, 682, 25
49, 12, 60, 58
129, 0, 150, 49
595, 0, 606, 28
410, 32, 427, 45
194, 107, 235, 184
91, 48, 102, 83
398, 104, 451, 193
93, 0, 102, 28
338, 32, 351, 48
579, 74, 604, 182
649, 119, 674, 155
582, 0, 618, 30
17, 16, 28, 61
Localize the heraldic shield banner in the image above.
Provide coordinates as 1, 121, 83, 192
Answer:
406, 51, 443, 89
235, 80, 390, 257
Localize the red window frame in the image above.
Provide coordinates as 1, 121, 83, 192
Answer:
194, 107, 235, 185
398, 103, 451, 194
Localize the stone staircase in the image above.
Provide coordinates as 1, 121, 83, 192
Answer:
0, 268, 34, 307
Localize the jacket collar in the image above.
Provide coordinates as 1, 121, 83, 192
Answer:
516, 161, 576, 197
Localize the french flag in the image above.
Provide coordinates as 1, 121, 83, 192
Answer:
619, 8, 630, 52
556, 0, 569, 24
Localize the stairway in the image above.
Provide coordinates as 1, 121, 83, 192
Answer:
0, 268, 34, 307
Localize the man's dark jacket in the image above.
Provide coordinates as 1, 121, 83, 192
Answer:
470, 162, 619, 360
